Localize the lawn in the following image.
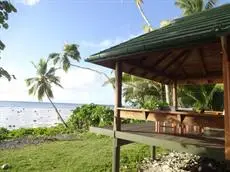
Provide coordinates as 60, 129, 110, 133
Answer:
0, 133, 163, 172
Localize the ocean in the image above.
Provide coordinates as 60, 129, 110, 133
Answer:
0, 101, 81, 129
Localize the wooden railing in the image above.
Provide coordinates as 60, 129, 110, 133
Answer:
118, 108, 224, 135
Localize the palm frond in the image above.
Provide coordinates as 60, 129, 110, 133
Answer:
37, 59, 48, 75
63, 44, 81, 61
25, 77, 39, 86
37, 84, 46, 101
0, 67, 11, 81
62, 55, 70, 72
135, 0, 143, 6
46, 85, 54, 99
205, 0, 218, 10
48, 75, 63, 88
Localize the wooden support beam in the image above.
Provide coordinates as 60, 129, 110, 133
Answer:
152, 51, 172, 66
124, 62, 172, 81
198, 48, 208, 76
113, 62, 122, 172
221, 36, 230, 160
172, 81, 178, 111
113, 139, 120, 172
177, 72, 222, 85
221, 36, 230, 61
162, 50, 189, 73
150, 146, 156, 159
114, 62, 122, 131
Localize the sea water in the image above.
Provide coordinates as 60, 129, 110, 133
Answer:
0, 101, 79, 129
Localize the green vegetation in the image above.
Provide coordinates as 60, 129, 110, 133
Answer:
0, 0, 17, 81
25, 59, 68, 127
0, 124, 72, 141
175, 0, 218, 16
68, 104, 113, 130
0, 133, 164, 172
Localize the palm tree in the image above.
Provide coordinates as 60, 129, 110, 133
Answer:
135, 0, 153, 33
25, 59, 68, 127
178, 84, 223, 111
48, 43, 111, 83
175, 0, 219, 16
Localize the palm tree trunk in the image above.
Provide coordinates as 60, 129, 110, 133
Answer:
46, 93, 68, 128
70, 63, 115, 88
137, 3, 152, 29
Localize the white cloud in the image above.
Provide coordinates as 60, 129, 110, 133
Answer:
0, 67, 98, 103
22, 0, 40, 6
56, 68, 96, 89
81, 33, 141, 50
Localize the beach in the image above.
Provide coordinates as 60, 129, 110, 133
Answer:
0, 101, 78, 129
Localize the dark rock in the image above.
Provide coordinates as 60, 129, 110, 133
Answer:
1, 163, 10, 170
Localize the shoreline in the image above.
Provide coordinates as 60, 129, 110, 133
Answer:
0, 107, 73, 130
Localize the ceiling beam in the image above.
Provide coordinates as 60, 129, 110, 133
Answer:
123, 62, 172, 81
198, 48, 208, 76
162, 50, 189, 73
177, 71, 222, 85
151, 51, 172, 66
171, 51, 191, 77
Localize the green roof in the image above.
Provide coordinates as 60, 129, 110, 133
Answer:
86, 4, 230, 64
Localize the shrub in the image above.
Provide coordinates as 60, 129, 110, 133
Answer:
68, 104, 113, 130
0, 127, 9, 140
4, 124, 73, 140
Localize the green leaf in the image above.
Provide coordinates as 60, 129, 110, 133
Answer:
0, 67, 11, 81
0, 40, 5, 50
2, 22, 8, 29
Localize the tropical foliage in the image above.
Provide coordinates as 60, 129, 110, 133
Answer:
25, 59, 68, 127
0, 0, 17, 81
175, 0, 219, 16
178, 84, 224, 111
68, 104, 113, 130
48, 43, 111, 82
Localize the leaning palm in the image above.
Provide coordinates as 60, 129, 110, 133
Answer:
135, 0, 153, 33
25, 59, 68, 127
175, 0, 218, 16
48, 43, 111, 82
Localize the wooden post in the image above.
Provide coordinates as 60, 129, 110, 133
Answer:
112, 62, 122, 172
150, 146, 156, 159
172, 81, 178, 110
221, 36, 230, 160
161, 84, 166, 102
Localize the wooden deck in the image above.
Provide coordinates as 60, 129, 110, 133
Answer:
90, 122, 225, 160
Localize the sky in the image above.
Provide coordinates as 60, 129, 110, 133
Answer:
0, 0, 229, 105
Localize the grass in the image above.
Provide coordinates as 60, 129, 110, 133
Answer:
0, 133, 165, 172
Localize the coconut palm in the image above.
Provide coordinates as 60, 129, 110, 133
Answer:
175, 0, 219, 16
25, 59, 68, 127
178, 84, 223, 111
48, 43, 111, 83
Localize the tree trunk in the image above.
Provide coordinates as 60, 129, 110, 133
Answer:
70, 63, 115, 89
137, 3, 152, 30
46, 93, 68, 128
